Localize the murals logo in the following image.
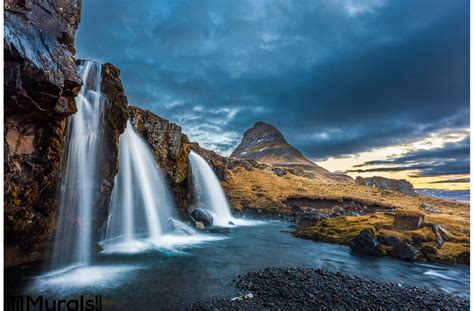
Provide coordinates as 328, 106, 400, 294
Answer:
5, 295, 102, 311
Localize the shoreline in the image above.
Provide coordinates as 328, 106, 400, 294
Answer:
189, 267, 470, 310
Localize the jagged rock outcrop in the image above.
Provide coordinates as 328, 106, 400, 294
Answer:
4, 0, 82, 267
356, 176, 416, 196
231, 121, 352, 182
94, 62, 129, 232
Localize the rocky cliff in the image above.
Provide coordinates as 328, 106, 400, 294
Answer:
93, 63, 129, 236
355, 176, 416, 196
231, 121, 352, 182
4, 0, 82, 267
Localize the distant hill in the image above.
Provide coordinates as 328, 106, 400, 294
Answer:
231, 121, 351, 182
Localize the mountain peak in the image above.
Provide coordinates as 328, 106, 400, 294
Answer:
231, 121, 324, 171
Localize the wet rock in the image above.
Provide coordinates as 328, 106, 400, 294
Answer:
356, 176, 416, 196
190, 208, 214, 226
391, 242, 421, 261
393, 211, 425, 230
94, 62, 129, 239
195, 221, 205, 230
420, 203, 440, 213
4, 0, 82, 267
349, 228, 384, 256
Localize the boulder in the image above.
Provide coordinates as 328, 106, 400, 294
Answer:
430, 224, 449, 248
377, 233, 403, 246
272, 167, 287, 177
393, 211, 425, 230
166, 219, 195, 236
390, 242, 421, 261
420, 203, 440, 214
349, 228, 384, 256
190, 208, 214, 226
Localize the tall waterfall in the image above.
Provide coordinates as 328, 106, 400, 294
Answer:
51, 60, 105, 270
102, 121, 196, 253
188, 151, 236, 227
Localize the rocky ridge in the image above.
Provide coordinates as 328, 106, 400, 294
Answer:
356, 176, 416, 196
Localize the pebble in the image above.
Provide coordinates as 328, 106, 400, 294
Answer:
188, 267, 469, 310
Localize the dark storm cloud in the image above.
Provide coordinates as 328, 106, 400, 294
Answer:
76, 0, 469, 162
346, 137, 470, 177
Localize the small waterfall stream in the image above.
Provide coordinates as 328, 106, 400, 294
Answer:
51, 60, 105, 270
103, 121, 173, 251
102, 121, 209, 253
189, 151, 247, 227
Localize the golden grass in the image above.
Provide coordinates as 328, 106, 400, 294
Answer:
223, 166, 470, 264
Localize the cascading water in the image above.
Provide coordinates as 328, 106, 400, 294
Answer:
189, 151, 253, 227
102, 121, 209, 253
51, 60, 105, 270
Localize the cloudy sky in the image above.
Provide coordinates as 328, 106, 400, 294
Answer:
76, 0, 469, 189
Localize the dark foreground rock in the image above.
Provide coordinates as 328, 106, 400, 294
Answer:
4, 0, 82, 267
189, 267, 469, 310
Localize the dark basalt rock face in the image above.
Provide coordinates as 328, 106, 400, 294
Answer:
356, 176, 416, 196
4, 0, 82, 267
231, 121, 352, 182
94, 62, 129, 235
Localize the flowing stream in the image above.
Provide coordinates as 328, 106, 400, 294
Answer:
7, 221, 469, 309
51, 60, 105, 270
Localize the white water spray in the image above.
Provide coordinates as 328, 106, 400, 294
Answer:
189, 151, 256, 227
104, 121, 172, 248
102, 122, 219, 253
51, 60, 105, 270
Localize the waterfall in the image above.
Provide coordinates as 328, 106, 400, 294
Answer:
102, 121, 198, 253
188, 151, 236, 227
51, 60, 105, 270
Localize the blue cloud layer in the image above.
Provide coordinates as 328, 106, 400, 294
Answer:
76, 0, 469, 169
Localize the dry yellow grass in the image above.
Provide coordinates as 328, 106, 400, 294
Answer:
223, 166, 470, 264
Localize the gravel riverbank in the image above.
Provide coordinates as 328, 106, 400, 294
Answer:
189, 267, 469, 310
